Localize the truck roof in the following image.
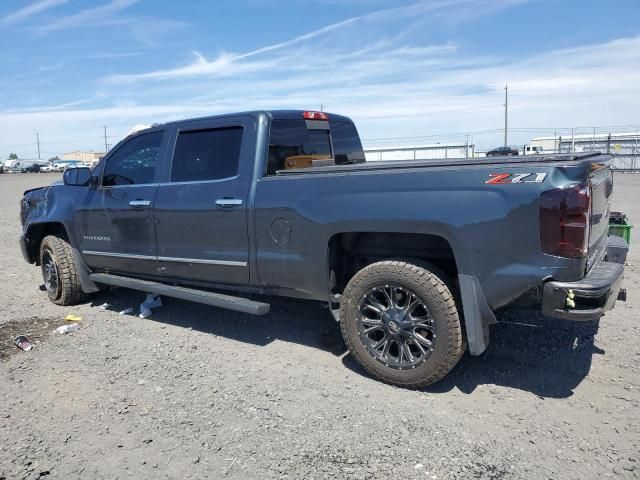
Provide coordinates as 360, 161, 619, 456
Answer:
157, 110, 353, 129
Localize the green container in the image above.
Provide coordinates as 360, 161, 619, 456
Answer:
608, 222, 632, 244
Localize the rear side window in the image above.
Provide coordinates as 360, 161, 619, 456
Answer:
171, 126, 243, 182
330, 120, 365, 165
102, 131, 163, 186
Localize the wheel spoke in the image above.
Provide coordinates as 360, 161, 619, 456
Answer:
397, 342, 406, 364
379, 287, 393, 309
381, 339, 391, 358
364, 324, 383, 334
412, 331, 433, 349
403, 295, 420, 315
371, 336, 387, 351
364, 295, 387, 314
413, 338, 428, 357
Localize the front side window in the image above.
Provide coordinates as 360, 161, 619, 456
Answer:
268, 120, 332, 175
171, 126, 243, 183
102, 131, 163, 186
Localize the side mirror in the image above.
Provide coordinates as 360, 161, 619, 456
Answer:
63, 167, 93, 186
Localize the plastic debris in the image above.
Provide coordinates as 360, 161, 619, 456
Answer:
119, 307, 134, 315
65, 314, 82, 322
139, 308, 152, 319
14, 335, 33, 351
55, 323, 81, 334
99, 303, 110, 310
141, 294, 162, 310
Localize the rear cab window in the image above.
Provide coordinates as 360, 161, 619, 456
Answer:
267, 116, 365, 175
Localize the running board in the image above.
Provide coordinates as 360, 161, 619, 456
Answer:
89, 273, 270, 315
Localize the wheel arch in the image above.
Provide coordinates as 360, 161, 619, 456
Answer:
25, 222, 70, 265
327, 231, 459, 296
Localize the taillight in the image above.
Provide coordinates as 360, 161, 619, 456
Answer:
303, 111, 329, 120
540, 184, 591, 258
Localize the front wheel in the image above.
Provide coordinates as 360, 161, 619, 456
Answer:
340, 260, 464, 388
40, 235, 85, 306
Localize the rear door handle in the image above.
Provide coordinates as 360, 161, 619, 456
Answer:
129, 199, 151, 208
215, 198, 243, 207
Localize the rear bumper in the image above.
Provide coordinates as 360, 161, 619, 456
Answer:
542, 236, 627, 321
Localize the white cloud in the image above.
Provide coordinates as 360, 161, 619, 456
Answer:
0, 0, 67, 26
40, 0, 139, 30
2, 0, 639, 156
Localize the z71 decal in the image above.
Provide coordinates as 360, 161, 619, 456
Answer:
485, 172, 547, 184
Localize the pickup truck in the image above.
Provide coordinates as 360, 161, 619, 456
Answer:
18, 110, 628, 388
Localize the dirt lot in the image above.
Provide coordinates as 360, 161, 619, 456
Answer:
1, 172, 638, 480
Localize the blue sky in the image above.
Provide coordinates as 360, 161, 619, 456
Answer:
1, 0, 639, 158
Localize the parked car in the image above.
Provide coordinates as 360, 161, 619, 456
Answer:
22, 164, 42, 173
486, 146, 519, 156
18, 110, 627, 388
39, 164, 55, 173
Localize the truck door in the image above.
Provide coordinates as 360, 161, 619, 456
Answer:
153, 116, 254, 285
75, 129, 166, 276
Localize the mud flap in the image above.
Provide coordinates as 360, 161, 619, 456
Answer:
458, 274, 496, 356
71, 247, 102, 294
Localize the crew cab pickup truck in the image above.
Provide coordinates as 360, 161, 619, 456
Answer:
19, 110, 628, 388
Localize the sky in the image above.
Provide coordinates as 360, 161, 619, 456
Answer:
0, 0, 639, 159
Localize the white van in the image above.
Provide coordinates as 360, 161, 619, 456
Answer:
522, 145, 544, 156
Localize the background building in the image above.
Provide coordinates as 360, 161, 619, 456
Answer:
62, 151, 105, 164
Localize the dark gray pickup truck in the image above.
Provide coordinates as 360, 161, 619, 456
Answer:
19, 110, 628, 388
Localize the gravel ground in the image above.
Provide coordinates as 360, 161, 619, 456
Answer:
1, 172, 638, 480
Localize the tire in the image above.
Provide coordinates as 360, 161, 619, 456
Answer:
40, 235, 85, 306
340, 260, 464, 388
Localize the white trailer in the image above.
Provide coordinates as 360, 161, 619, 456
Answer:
2, 159, 49, 172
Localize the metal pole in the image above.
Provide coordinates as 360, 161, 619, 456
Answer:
554, 131, 557, 154
104, 126, 108, 153
503, 84, 508, 147
571, 128, 575, 153
36, 133, 41, 159
633, 132, 638, 173
465, 134, 469, 159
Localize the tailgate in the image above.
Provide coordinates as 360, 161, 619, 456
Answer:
587, 164, 613, 269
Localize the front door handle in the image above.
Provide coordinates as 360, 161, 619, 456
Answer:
129, 199, 151, 208
215, 198, 243, 207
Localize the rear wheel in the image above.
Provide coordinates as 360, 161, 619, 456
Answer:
40, 235, 84, 306
340, 260, 464, 388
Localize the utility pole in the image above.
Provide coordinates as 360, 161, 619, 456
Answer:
320, 104, 324, 112
571, 128, 575, 153
36, 132, 41, 159
503, 84, 508, 147
103, 126, 109, 153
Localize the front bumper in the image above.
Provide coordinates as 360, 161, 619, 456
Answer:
542, 236, 627, 321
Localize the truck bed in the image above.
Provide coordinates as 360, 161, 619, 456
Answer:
277, 152, 606, 175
